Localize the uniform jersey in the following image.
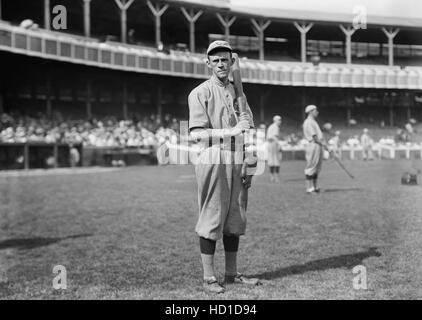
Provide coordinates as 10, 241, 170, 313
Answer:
188, 75, 254, 132
266, 123, 281, 167
361, 133, 371, 147
266, 123, 281, 141
303, 117, 323, 142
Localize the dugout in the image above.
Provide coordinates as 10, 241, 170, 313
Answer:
0, 142, 82, 170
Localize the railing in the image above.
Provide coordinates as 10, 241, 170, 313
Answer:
1, 23, 422, 89
0, 142, 82, 170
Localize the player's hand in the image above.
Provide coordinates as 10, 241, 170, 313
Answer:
242, 175, 253, 189
231, 120, 250, 136
238, 112, 250, 123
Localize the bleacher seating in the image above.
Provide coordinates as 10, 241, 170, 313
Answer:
1, 23, 421, 90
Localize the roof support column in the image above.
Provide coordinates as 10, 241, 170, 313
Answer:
389, 93, 394, 127
0, 0, 3, 20
83, 0, 92, 37
216, 13, 236, 42
147, 1, 169, 49
122, 81, 128, 119
347, 90, 352, 123
86, 79, 92, 119
181, 8, 203, 53
293, 22, 313, 63
114, 0, 135, 43
44, 0, 51, 30
339, 25, 355, 65
46, 76, 52, 117
251, 19, 271, 61
382, 27, 399, 66
156, 84, 162, 121
0, 92, 3, 114
301, 87, 307, 121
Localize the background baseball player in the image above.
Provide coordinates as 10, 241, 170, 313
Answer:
361, 128, 374, 160
188, 40, 260, 294
266, 115, 282, 182
303, 105, 327, 194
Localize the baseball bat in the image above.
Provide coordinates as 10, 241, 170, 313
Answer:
231, 53, 255, 211
332, 154, 355, 179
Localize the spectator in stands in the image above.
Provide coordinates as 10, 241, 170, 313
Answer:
361, 128, 374, 161
347, 135, 360, 147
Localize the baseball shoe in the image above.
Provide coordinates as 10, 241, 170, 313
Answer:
203, 276, 225, 294
314, 188, 321, 193
306, 188, 316, 194
224, 273, 262, 286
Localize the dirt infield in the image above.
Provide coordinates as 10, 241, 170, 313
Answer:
0, 160, 422, 299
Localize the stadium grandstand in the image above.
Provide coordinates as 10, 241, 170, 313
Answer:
0, 0, 422, 168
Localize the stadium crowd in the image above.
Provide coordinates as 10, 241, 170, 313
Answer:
0, 112, 180, 148
1, 112, 420, 150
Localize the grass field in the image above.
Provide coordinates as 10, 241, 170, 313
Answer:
1, 159, 422, 300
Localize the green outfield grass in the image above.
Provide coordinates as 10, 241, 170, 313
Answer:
1, 159, 422, 299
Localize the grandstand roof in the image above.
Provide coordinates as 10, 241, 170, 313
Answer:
230, 5, 422, 29
168, 0, 422, 29
167, 0, 230, 9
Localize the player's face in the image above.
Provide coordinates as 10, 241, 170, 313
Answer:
207, 50, 233, 80
312, 109, 319, 117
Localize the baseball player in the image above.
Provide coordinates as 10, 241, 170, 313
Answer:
361, 128, 374, 160
266, 115, 282, 182
188, 40, 260, 294
329, 130, 341, 160
303, 105, 327, 193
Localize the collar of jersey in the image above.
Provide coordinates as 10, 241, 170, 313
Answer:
211, 74, 230, 88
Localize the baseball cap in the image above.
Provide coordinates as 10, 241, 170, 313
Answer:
305, 105, 317, 113
273, 115, 282, 122
206, 40, 233, 55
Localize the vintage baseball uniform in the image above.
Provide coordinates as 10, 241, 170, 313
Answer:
360, 133, 373, 160
266, 123, 281, 167
188, 74, 254, 241
303, 117, 323, 176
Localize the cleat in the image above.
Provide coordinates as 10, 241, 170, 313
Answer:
203, 277, 225, 294
225, 273, 262, 286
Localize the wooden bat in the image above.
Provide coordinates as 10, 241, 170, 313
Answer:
231, 53, 247, 115
231, 53, 255, 211
332, 154, 355, 179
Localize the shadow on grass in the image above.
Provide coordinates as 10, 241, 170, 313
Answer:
323, 188, 363, 193
251, 247, 381, 280
0, 234, 92, 250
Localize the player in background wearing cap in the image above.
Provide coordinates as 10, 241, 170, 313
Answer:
188, 40, 260, 294
303, 105, 327, 194
266, 115, 282, 182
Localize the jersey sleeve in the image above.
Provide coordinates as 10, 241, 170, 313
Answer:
188, 87, 210, 131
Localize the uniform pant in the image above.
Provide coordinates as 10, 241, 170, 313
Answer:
194, 146, 246, 241
304, 142, 323, 176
